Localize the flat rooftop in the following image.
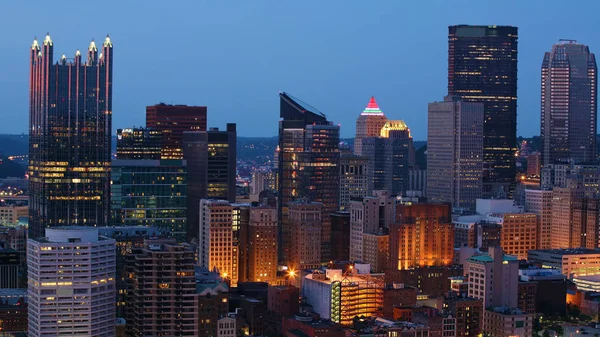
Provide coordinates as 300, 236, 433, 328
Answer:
529, 248, 600, 255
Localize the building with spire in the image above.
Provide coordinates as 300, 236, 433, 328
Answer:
541, 40, 598, 166
29, 34, 113, 238
354, 97, 388, 156
277, 92, 340, 264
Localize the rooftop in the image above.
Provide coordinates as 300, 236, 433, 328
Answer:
529, 248, 600, 255
468, 254, 517, 263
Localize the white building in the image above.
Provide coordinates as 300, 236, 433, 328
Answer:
348, 191, 394, 262
217, 316, 236, 337
27, 227, 116, 337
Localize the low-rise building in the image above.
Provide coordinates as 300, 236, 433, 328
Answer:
483, 307, 534, 337
527, 248, 600, 277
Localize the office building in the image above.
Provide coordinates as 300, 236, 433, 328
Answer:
551, 186, 584, 248
519, 268, 567, 316
111, 159, 187, 238
427, 96, 484, 211
524, 189, 553, 249
362, 232, 389, 273
250, 170, 277, 196
288, 201, 323, 270
445, 294, 483, 337
573, 198, 600, 249
197, 281, 229, 337
528, 248, 600, 276
483, 307, 534, 337
199, 200, 237, 285
389, 203, 454, 270
146, 103, 207, 159
0, 248, 19, 288
339, 154, 369, 210
278, 92, 340, 263
541, 41, 597, 166
302, 267, 385, 326
408, 168, 427, 196
0, 292, 27, 335
0, 204, 28, 226
465, 247, 519, 309
354, 96, 388, 156
29, 35, 113, 238
116, 127, 161, 160
217, 316, 236, 337
349, 191, 395, 263
123, 239, 197, 336
183, 124, 237, 241
362, 120, 413, 196
330, 211, 350, 262
527, 152, 541, 177
28, 227, 116, 336
246, 206, 278, 284
448, 25, 518, 198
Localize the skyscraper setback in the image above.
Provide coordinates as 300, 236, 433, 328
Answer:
29, 34, 113, 238
448, 25, 518, 198
541, 41, 597, 166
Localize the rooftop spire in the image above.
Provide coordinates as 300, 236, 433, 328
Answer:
43, 33, 52, 46
75, 49, 81, 56
361, 96, 384, 115
31, 37, 39, 50
88, 39, 97, 52
103, 34, 112, 48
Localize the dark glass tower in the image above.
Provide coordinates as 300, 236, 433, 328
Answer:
448, 25, 518, 197
29, 34, 113, 238
277, 92, 340, 263
541, 40, 597, 166
116, 128, 161, 160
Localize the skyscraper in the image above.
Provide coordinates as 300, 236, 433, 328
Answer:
116, 128, 161, 160
448, 25, 518, 198
146, 103, 207, 159
29, 34, 113, 238
339, 154, 369, 210
541, 41, 597, 166
277, 92, 340, 263
199, 200, 237, 285
354, 96, 388, 156
427, 96, 484, 211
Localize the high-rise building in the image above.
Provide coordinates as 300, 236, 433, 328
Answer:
288, 201, 323, 271
541, 41, 597, 166
525, 189, 553, 249
0, 248, 19, 288
246, 206, 278, 284
349, 191, 395, 262
199, 200, 237, 285
28, 228, 116, 336
110, 159, 187, 238
551, 187, 584, 248
123, 239, 197, 336
339, 154, 369, 210
527, 152, 541, 177
362, 120, 413, 196
116, 127, 161, 160
29, 34, 113, 238
390, 203, 454, 270
466, 247, 519, 308
183, 124, 237, 241
427, 97, 484, 211
278, 92, 340, 263
448, 25, 518, 198
354, 96, 388, 156
330, 211, 350, 262
572, 198, 600, 249
146, 103, 207, 159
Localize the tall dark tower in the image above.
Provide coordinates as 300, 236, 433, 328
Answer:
448, 25, 518, 198
277, 92, 340, 263
541, 40, 597, 166
29, 34, 113, 238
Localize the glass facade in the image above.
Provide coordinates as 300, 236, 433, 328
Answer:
448, 25, 518, 198
29, 35, 113, 238
116, 128, 161, 160
111, 160, 187, 239
541, 41, 597, 166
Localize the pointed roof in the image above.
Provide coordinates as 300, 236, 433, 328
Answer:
361, 96, 384, 115
43, 33, 52, 46
31, 38, 39, 50
88, 40, 97, 52
103, 35, 113, 48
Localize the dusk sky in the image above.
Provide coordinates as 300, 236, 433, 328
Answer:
2, 1, 598, 139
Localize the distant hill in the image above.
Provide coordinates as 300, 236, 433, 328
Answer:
0, 157, 26, 178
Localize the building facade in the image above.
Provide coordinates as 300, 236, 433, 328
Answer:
247, 207, 278, 284
28, 228, 116, 336
29, 35, 113, 238
354, 96, 388, 156
541, 41, 597, 166
288, 201, 323, 271
349, 191, 395, 263
339, 154, 369, 210
448, 25, 518, 198
199, 200, 237, 285
524, 189, 553, 249
427, 97, 484, 211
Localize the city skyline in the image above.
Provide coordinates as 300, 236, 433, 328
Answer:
3, 1, 600, 139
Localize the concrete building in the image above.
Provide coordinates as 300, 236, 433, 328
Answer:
573, 198, 600, 249
427, 96, 484, 211
552, 186, 585, 248
354, 96, 388, 156
339, 154, 369, 210
445, 294, 483, 337
390, 203, 454, 270
246, 206, 278, 284
302, 267, 385, 326
123, 239, 197, 336
199, 199, 237, 285
528, 248, 600, 277
217, 316, 236, 337
483, 307, 534, 337
27, 227, 116, 337
465, 247, 519, 309
0, 204, 27, 225
288, 201, 323, 270
0, 248, 19, 288
524, 189, 553, 249
362, 232, 389, 273
527, 152, 541, 177
330, 211, 350, 262
519, 267, 567, 317
408, 168, 427, 196
349, 191, 395, 262
197, 281, 229, 337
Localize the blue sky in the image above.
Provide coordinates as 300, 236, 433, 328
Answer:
1, 1, 598, 139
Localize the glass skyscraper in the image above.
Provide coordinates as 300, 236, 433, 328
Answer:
448, 25, 518, 198
277, 92, 340, 263
29, 34, 113, 238
541, 40, 597, 166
